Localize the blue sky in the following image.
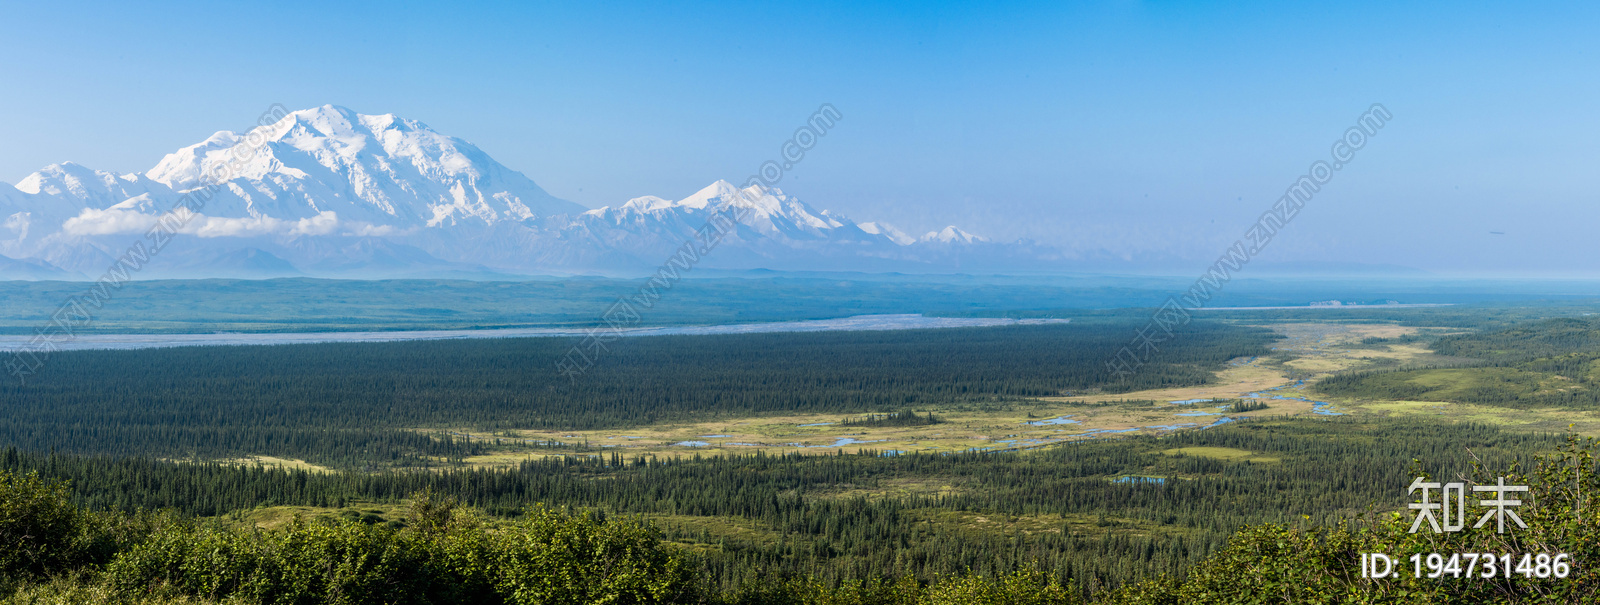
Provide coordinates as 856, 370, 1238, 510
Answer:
2, 1, 1596, 275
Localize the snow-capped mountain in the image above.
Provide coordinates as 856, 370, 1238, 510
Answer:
142, 106, 582, 229
921, 226, 987, 244
0, 105, 1051, 279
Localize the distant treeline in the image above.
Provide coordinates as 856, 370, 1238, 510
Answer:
0, 322, 1274, 467
840, 410, 943, 427
1319, 316, 1600, 409
1228, 400, 1268, 413
1429, 316, 1600, 361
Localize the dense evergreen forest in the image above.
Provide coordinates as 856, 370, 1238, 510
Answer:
0, 417, 1561, 600
0, 322, 1273, 467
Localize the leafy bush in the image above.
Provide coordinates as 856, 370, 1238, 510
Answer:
923, 571, 1082, 605
719, 572, 1080, 605
107, 519, 458, 605
0, 471, 84, 579
0, 571, 231, 604
105, 498, 699, 605
495, 505, 698, 604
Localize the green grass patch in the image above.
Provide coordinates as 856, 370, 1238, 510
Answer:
1160, 446, 1280, 463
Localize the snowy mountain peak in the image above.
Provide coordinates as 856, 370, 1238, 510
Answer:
145, 105, 585, 228
14, 162, 164, 214
617, 195, 677, 212
17, 162, 111, 196
677, 180, 749, 210
0, 106, 1022, 278
289, 103, 361, 126
146, 132, 243, 187
922, 225, 987, 244
859, 221, 915, 245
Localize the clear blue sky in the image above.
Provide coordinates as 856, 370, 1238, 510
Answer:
2, 1, 1596, 275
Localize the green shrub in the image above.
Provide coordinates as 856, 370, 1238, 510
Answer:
106, 499, 700, 605
0, 572, 223, 604
719, 573, 1079, 605
494, 505, 699, 604
107, 517, 482, 605
721, 577, 922, 605
0, 471, 83, 579
923, 571, 1081, 605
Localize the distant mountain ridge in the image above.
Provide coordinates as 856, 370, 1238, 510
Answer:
0, 105, 1058, 279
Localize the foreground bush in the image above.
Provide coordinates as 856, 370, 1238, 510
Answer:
0, 573, 221, 605
0, 471, 152, 582
719, 572, 1082, 605
496, 506, 697, 604
0, 472, 82, 579
105, 504, 697, 605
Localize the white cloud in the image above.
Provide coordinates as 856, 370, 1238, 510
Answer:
190, 214, 279, 238
343, 222, 414, 237
60, 208, 341, 238
4, 212, 30, 241
190, 210, 340, 238
61, 208, 160, 236
291, 211, 340, 236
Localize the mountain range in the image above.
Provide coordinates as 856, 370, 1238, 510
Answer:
0, 105, 1064, 279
